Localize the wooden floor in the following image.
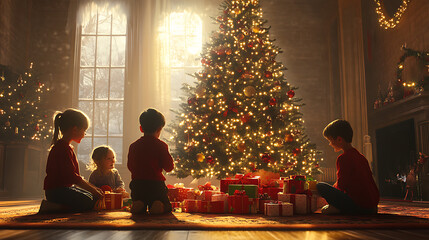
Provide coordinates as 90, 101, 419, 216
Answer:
1, 229, 429, 240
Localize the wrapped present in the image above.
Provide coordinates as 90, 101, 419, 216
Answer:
308, 195, 318, 213
227, 191, 250, 214
183, 199, 201, 213
236, 173, 261, 187
123, 198, 132, 207
248, 198, 259, 214
254, 169, 280, 187
259, 199, 272, 213
278, 193, 308, 214
212, 193, 229, 213
264, 202, 293, 217
197, 190, 221, 201
105, 192, 123, 210
260, 187, 282, 200
307, 180, 318, 191
186, 189, 200, 200
168, 187, 193, 202
220, 178, 240, 193
198, 200, 224, 213
283, 175, 308, 194
198, 182, 217, 191
228, 184, 258, 198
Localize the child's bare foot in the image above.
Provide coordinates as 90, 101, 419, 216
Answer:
130, 200, 146, 214
321, 204, 340, 215
149, 200, 164, 215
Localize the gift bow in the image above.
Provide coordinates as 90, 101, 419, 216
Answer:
236, 172, 255, 184
262, 178, 279, 188
234, 190, 246, 196
198, 182, 216, 191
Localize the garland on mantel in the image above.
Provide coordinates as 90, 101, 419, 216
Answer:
374, 46, 429, 109
374, 0, 411, 29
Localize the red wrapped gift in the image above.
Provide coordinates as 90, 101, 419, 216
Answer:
220, 178, 240, 193
284, 176, 308, 194
264, 202, 293, 216
105, 192, 123, 210
212, 193, 229, 213
198, 200, 225, 213
228, 191, 250, 214
259, 199, 272, 214
236, 173, 261, 187
248, 198, 259, 214
183, 199, 201, 213
197, 190, 221, 201
278, 193, 308, 214
260, 187, 282, 200
168, 187, 193, 202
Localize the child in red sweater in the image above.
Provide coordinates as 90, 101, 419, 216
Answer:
128, 108, 174, 214
41, 109, 104, 213
317, 119, 379, 215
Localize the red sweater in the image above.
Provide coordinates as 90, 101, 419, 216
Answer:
44, 139, 83, 190
334, 148, 379, 209
127, 136, 174, 181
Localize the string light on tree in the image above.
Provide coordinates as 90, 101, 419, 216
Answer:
167, 0, 321, 179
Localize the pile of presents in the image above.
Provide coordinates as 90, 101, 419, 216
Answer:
167, 173, 327, 217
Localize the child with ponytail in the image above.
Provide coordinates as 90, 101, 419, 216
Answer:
40, 108, 104, 213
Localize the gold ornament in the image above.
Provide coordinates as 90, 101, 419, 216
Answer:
207, 98, 215, 106
237, 142, 246, 152
243, 86, 256, 97
5, 121, 10, 127
252, 26, 260, 33
197, 153, 205, 162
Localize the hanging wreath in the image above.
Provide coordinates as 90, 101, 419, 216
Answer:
396, 46, 429, 91
373, 0, 411, 29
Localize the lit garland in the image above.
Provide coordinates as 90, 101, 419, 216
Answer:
0, 63, 53, 143
167, 0, 321, 179
374, 0, 411, 29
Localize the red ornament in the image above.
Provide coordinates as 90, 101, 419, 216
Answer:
188, 97, 197, 105
201, 58, 206, 64
315, 164, 320, 168
237, 33, 245, 40
285, 134, 294, 142
287, 90, 295, 98
206, 156, 214, 165
261, 153, 271, 163
292, 148, 301, 156
220, 24, 225, 30
269, 98, 277, 106
35, 124, 39, 131
240, 113, 252, 123
264, 71, 273, 78
247, 42, 254, 48
237, 142, 246, 152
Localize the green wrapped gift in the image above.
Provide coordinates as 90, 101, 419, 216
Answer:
228, 184, 258, 198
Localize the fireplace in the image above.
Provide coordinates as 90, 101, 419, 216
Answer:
369, 92, 429, 200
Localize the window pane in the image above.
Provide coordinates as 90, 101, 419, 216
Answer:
94, 101, 108, 135
112, 16, 126, 34
77, 137, 92, 164
109, 137, 123, 164
110, 69, 124, 99
170, 36, 185, 67
109, 101, 123, 136
186, 36, 202, 66
96, 36, 111, 67
78, 100, 93, 135
94, 137, 108, 149
171, 69, 185, 103
111, 36, 126, 67
97, 12, 111, 35
79, 69, 94, 99
80, 36, 96, 67
95, 68, 109, 99
170, 13, 185, 35
82, 14, 97, 34
186, 14, 202, 36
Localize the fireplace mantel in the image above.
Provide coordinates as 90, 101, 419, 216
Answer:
369, 91, 429, 200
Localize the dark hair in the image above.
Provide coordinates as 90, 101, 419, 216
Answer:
323, 119, 353, 143
139, 108, 165, 134
87, 145, 115, 171
51, 108, 90, 146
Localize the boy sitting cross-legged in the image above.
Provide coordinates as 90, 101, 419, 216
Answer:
317, 119, 379, 215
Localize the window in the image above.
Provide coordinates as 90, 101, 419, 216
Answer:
77, 10, 127, 164
159, 11, 203, 114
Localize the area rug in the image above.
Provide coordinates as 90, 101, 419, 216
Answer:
0, 200, 428, 230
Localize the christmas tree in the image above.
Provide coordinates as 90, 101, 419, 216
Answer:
167, 0, 321, 179
0, 63, 53, 143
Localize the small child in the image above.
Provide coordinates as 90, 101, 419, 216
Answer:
40, 109, 104, 213
127, 108, 174, 214
88, 145, 129, 198
317, 119, 379, 215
